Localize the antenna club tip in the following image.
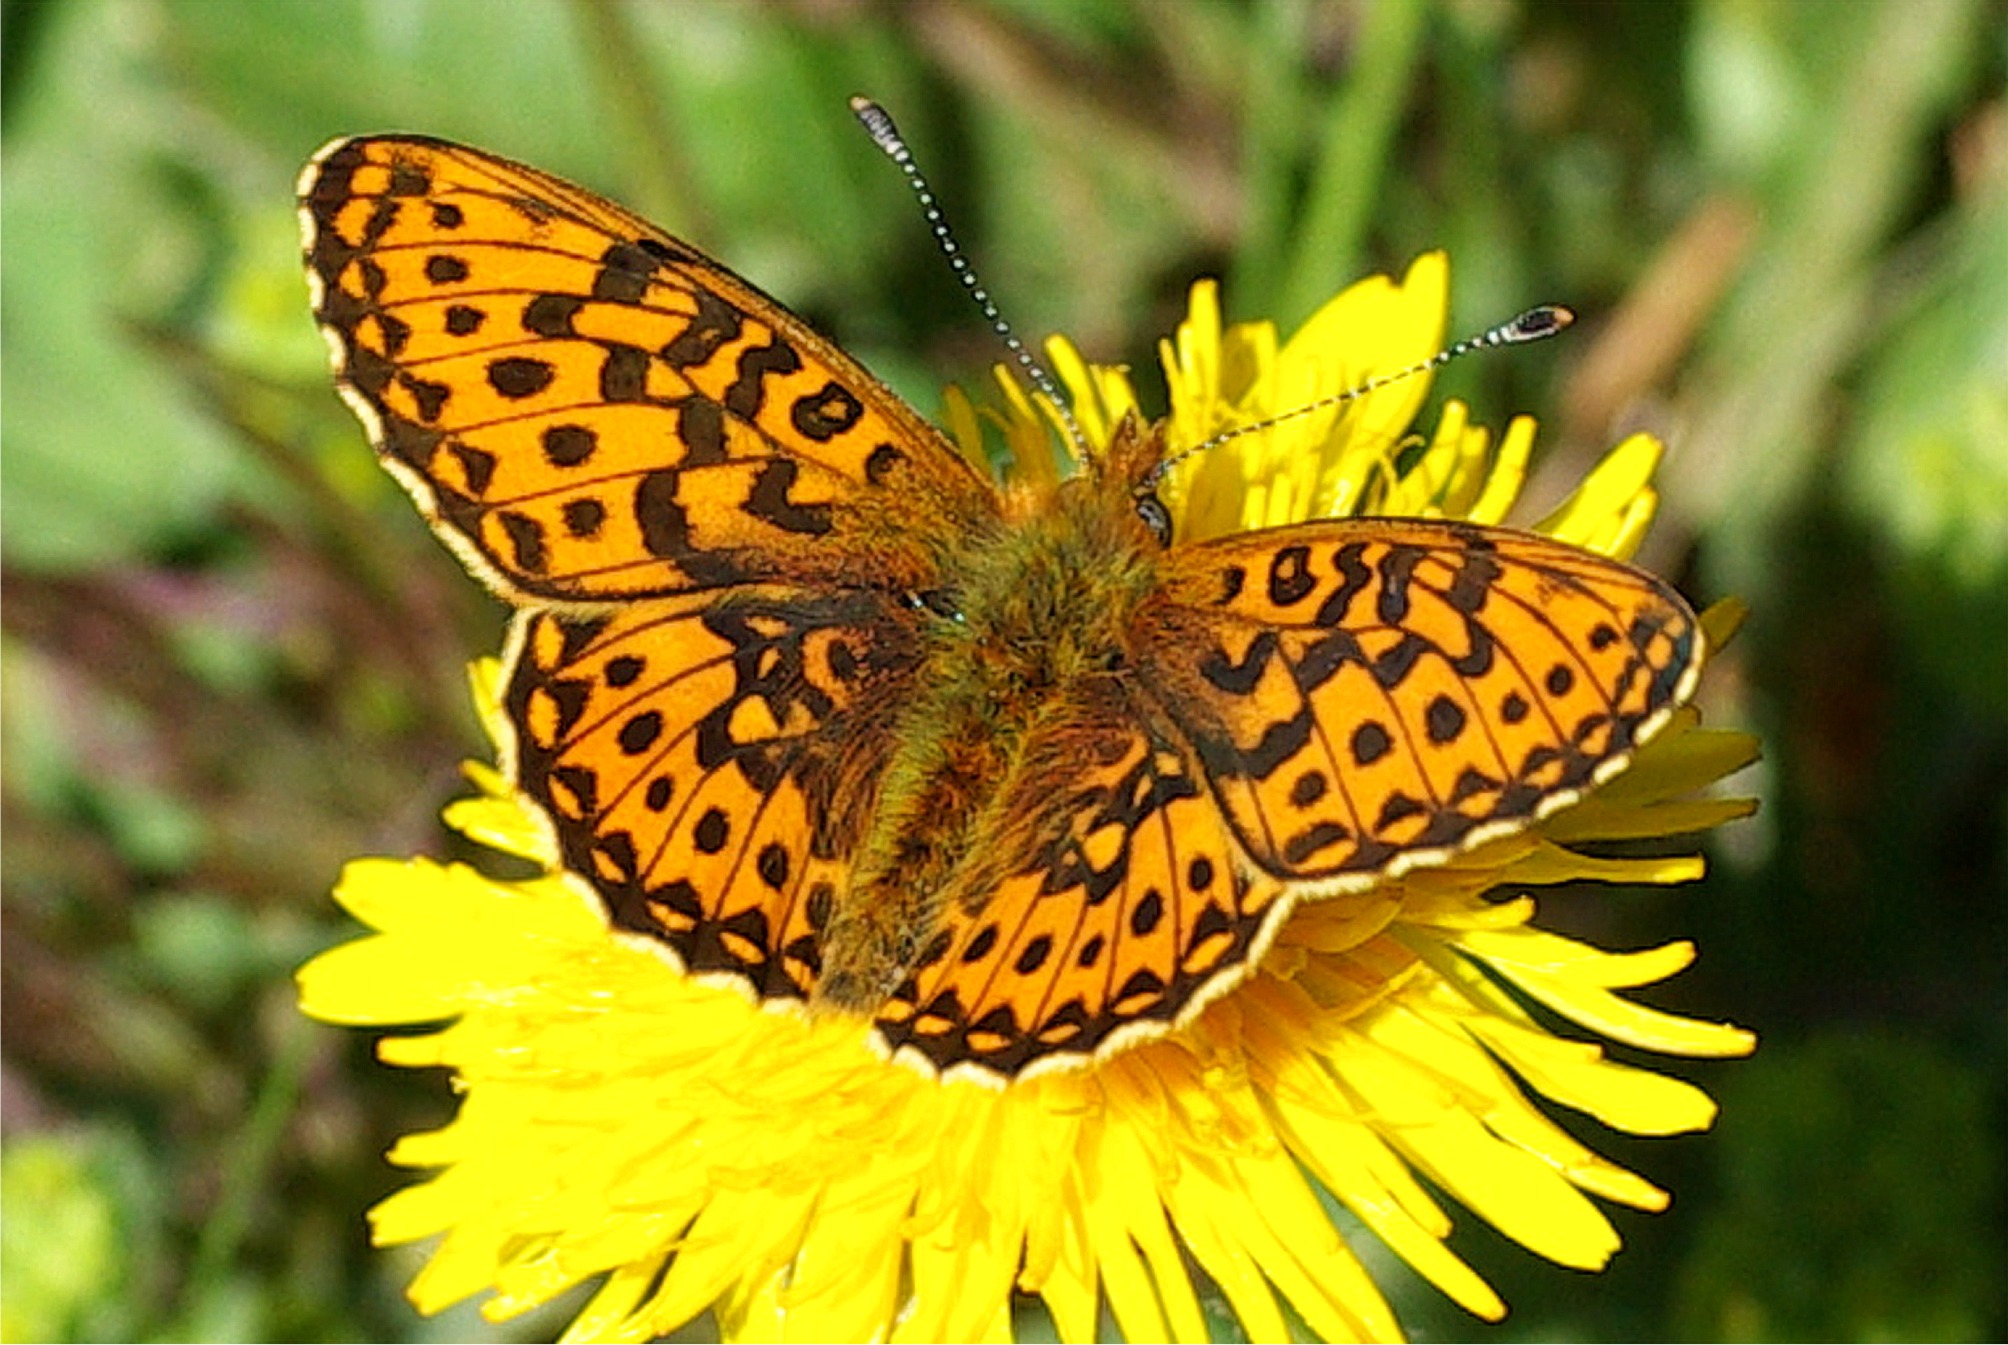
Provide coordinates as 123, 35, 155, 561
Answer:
1494, 304, 1576, 344
849, 96, 902, 151
1518, 304, 1574, 337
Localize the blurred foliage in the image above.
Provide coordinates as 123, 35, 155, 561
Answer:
1674, 1031, 2002, 1341
2, 0, 2004, 1341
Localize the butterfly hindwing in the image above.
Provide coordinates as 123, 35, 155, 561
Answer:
300, 135, 995, 604
1141, 518, 1703, 887
505, 591, 920, 998
876, 718, 1286, 1078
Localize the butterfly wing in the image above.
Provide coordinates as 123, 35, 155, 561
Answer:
300, 136, 1001, 1016
506, 589, 921, 999
874, 715, 1287, 1079
1137, 518, 1704, 888
299, 135, 997, 603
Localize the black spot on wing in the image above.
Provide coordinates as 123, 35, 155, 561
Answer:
790, 381, 864, 441
1268, 545, 1315, 606
1199, 631, 1281, 695
542, 424, 597, 467
600, 345, 650, 402
1351, 721, 1391, 766
522, 293, 583, 338
1375, 544, 1424, 623
489, 357, 555, 399
724, 337, 802, 420
661, 287, 743, 368
864, 443, 904, 484
594, 240, 660, 303
743, 460, 832, 537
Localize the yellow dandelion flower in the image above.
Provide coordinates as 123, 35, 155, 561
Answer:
300, 251, 1756, 1343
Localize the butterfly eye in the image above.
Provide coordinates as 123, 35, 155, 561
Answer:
908, 588, 965, 622
1134, 493, 1172, 547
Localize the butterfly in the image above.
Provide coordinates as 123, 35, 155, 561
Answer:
300, 135, 1703, 1083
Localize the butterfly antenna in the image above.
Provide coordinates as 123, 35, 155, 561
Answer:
850, 96, 1089, 455
1144, 304, 1577, 488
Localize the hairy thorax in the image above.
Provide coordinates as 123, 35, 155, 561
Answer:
814, 474, 1165, 1011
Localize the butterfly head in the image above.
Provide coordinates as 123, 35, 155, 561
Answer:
1078, 409, 1177, 549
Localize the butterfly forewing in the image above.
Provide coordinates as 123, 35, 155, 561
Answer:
301, 136, 994, 604
1140, 518, 1703, 888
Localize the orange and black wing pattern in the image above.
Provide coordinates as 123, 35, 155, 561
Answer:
299, 135, 996, 604
1139, 518, 1704, 888
875, 716, 1287, 1079
504, 590, 920, 1000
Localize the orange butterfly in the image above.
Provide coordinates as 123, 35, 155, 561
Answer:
300, 136, 1702, 1082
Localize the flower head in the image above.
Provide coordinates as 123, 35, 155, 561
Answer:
300, 254, 1756, 1342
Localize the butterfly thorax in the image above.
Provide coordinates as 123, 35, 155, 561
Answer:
814, 452, 1169, 1015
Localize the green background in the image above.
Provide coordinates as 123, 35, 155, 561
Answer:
3, 0, 2004, 1340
